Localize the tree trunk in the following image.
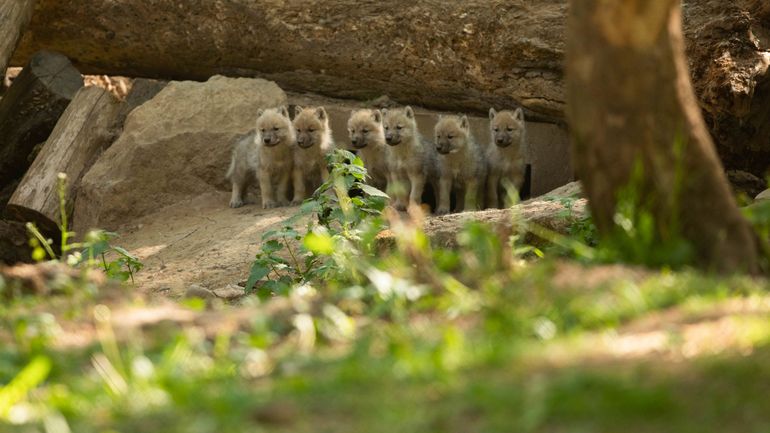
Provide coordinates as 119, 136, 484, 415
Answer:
566, 0, 759, 273
6, 86, 120, 236
0, 51, 83, 190
0, 0, 34, 76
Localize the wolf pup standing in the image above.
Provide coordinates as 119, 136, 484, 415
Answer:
292, 106, 335, 205
255, 107, 295, 209
347, 109, 390, 191
382, 106, 438, 211
226, 130, 259, 208
434, 115, 486, 215
487, 108, 526, 208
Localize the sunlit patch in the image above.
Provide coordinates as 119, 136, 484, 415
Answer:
131, 244, 167, 259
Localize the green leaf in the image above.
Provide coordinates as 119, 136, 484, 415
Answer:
262, 240, 284, 254
263, 279, 291, 296
359, 184, 389, 199
111, 246, 136, 260
304, 231, 335, 255
246, 262, 271, 292
261, 230, 279, 241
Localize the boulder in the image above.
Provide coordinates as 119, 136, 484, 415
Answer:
73, 75, 286, 232
685, 0, 770, 176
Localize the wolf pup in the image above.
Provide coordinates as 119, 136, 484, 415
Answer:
226, 130, 259, 208
487, 108, 526, 208
347, 109, 389, 191
292, 106, 335, 205
382, 106, 438, 210
434, 115, 486, 214
254, 106, 295, 209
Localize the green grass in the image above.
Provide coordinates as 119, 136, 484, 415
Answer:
2, 155, 769, 432
1, 262, 769, 432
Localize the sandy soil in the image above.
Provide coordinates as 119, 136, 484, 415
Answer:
114, 191, 300, 298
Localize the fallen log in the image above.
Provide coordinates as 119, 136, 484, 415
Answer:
10, 0, 567, 122
378, 182, 586, 249
6, 86, 121, 236
0, 0, 34, 75
0, 50, 83, 189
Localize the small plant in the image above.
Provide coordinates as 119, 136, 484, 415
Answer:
81, 230, 144, 283
25, 173, 143, 283
743, 198, 770, 272
245, 149, 387, 296
542, 155, 695, 268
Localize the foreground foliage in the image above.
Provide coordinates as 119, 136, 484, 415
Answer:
1, 153, 769, 432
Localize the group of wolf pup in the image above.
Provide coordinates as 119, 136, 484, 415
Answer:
227, 105, 526, 215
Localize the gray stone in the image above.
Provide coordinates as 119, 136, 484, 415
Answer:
74, 75, 286, 232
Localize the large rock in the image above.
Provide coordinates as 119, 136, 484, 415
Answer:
73, 75, 285, 232
684, 0, 770, 176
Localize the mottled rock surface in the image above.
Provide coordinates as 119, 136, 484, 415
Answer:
73, 75, 285, 232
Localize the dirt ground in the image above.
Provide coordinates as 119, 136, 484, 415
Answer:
114, 191, 299, 298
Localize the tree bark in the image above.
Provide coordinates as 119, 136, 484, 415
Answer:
0, 51, 83, 190
6, 86, 120, 236
0, 0, 34, 76
566, 0, 759, 273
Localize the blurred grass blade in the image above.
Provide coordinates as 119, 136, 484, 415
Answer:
0, 356, 52, 418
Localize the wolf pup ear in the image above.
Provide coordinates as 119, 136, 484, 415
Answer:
256, 108, 265, 119
514, 107, 524, 122
381, 108, 389, 117
405, 106, 415, 119
460, 115, 470, 130
280, 106, 290, 118
294, 105, 304, 117
316, 107, 327, 120
373, 110, 382, 123
489, 108, 497, 120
